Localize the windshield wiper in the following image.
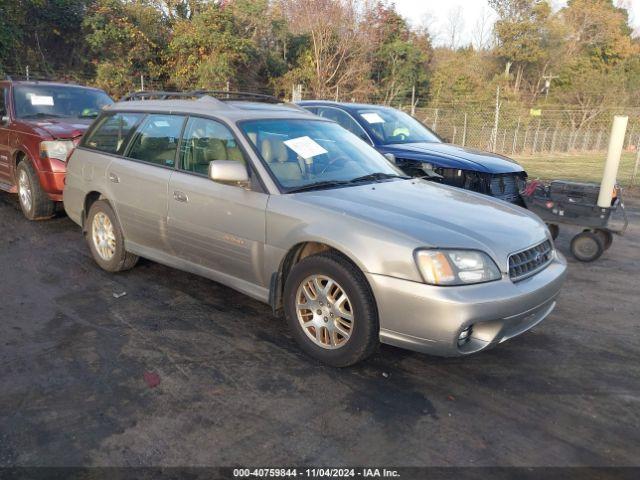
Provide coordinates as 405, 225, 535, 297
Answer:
20, 113, 69, 119
286, 173, 408, 194
347, 172, 410, 183
286, 180, 352, 193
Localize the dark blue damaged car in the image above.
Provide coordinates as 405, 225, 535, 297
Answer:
298, 101, 527, 204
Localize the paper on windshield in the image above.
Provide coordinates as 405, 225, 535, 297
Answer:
283, 136, 328, 159
30, 95, 54, 106
361, 112, 385, 124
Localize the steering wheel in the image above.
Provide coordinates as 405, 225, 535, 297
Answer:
319, 156, 351, 175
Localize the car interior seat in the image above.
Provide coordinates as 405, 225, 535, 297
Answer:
136, 135, 177, 167
260, 138, 303, 182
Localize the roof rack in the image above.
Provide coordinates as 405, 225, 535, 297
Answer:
120, 90, 281, 104
3, 75, 76, 83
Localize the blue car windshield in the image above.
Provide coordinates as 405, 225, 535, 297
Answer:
13, 85, 113, 120
356, 108, 441, 145
240, 119, 406, 191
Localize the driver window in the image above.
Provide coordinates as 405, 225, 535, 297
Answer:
316, 107, 370, 144
179, 117, 246, 175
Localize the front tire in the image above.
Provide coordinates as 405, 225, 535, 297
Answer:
284, 252, 379, 367
86, 200, 138, 272
16, 160, 55, 220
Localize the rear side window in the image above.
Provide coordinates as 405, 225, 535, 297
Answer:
126, 114, 185, 168
83, 112, 144, 155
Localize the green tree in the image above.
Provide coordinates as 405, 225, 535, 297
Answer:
0, 0, 91, 78
549, 0, 640, 134
489, 0, 552, 93
84, 0, 169, 96
366, 2, 431, 105
164, 2, 258, 90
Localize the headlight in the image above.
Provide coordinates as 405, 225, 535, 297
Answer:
40, 140, 74, 162
415, 249, 501, 286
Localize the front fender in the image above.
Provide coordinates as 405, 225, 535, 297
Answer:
264, 195, 423, 284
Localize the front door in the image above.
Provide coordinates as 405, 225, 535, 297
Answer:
167, 116, 268, 287
107, 113, 185, 253
0, 85, 11, 184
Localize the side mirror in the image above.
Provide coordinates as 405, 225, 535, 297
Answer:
208, 160, 249, 185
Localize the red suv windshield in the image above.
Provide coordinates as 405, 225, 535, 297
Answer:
13, 85, 113, 120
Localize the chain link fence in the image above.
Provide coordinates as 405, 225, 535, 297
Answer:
290, 83, 640, 159
407, 106, 640, 157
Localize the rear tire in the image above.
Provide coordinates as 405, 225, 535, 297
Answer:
594, 229, 613, 251
86, 200, 138, 272
283, 252, 379, 367
16, 160, 55, 220
570, 231, 604, 262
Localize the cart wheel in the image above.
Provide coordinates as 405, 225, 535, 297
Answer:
547, 224, 559, 240
594, 229, 613, 250
570, 231, 604, 262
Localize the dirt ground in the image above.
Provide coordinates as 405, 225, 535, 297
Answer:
0, 191, 638, 468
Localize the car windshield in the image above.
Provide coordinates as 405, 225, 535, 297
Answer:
13, 85, 113, 120
240, 119, 407, 192
356, 108, 441, 145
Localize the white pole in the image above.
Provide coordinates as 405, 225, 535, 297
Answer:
411, 85, 416, 116
598, 115, 628, 207
632, 144, 640, 186
492, 86, 500, 152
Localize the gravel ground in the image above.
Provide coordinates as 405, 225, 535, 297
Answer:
0, 191, 638, 468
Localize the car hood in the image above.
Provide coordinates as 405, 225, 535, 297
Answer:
378, 142, 524, 174
293, 179, 548, 269
23, 117, 92, 139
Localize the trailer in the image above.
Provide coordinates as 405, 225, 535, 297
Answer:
521, 180, 628, 262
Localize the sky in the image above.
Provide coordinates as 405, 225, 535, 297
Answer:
393, 0, 640, 47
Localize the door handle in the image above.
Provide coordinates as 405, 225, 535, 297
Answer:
109, 172, 120, 183
173, 191, 188, 203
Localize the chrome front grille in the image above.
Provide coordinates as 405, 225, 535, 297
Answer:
509, 240, 554, 281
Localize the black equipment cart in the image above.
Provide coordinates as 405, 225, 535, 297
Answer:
521, 180, 628, 262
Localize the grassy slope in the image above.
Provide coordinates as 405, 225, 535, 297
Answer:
514, 152, 639, 187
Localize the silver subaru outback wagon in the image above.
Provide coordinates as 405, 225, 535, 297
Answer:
63, 91, 567, 367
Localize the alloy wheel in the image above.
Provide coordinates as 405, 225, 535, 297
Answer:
295, 274, 354, 349
18, 169, 32, 213
92, 212, 117, 261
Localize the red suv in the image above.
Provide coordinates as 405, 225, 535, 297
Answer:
0, 80, 113, 219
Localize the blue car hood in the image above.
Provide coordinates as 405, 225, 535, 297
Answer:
378, 142, 524, 174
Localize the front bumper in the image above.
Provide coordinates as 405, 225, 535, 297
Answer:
366, 252, 567, 356
38, 158, 67, 201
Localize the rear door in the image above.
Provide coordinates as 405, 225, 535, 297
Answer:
167, 116, 268, 286
106, 113, 185, 253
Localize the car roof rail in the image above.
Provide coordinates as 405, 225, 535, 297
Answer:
2, 75, 83, 84
120, 90, 282, 104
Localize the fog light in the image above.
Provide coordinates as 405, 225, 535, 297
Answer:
458, 326, 472, 346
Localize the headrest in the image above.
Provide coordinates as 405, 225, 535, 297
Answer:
260, 138, 288, 163
140, 136, 167, 149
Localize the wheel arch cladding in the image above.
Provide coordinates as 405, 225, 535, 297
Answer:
270, 241, 369, 313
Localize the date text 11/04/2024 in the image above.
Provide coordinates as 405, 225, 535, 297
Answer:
232, 468, 401, 478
